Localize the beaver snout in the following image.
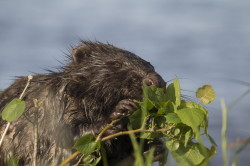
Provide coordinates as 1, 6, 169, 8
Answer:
143, 73, 166, 88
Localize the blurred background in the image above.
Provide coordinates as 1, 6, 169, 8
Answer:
0, 0, 249, 165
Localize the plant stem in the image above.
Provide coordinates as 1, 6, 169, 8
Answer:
101, 127, 172, 142
33, 121, 38, 166
33, 99, 39, 166
221, 99, 229, 166
96, 119, 118, 141
19, 75, 33, 99
59, 126, 173, 166
59, 152, 80, 166
0, 75, 33, 148
0, 122, 10, 147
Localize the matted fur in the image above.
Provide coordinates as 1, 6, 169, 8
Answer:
0, 41, 166, 165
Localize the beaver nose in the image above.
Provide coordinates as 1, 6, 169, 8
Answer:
143, 73, 166, 88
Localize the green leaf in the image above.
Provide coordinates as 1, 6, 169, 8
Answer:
139, 98, 154, 114
166, 102, 177, 113
166, 78, 181, 107
196, 85, 216, 104
207, 134, 218, 147
157, 108, 167, 115
179, 102, 208, 115
82, 154, 101, 166
82, 154, 95, 164
140, 132, 164, 139
174, 128, 181, 136
129, 109, 146, 129
173, 78, 181, 106
171, 142, 210, 166
155, 116, 167, 128
142, 86, 157, 101
179, 102, 209, 133
165, 113, 181, 123
1, 98, 26, 122
176, 108, 205, 139
166, 140, 180, 151
184, 130, 192, 147
141, 86, 169, 111
143, 86, 167, 102
200, 146, 216, 166
155, 102, 169, 110
73, 134, 98, 154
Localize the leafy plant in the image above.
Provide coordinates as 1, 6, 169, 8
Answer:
61, 78, 216, 166
1, 98, 26, 122
129, 79, 216, 166
0, 75, 33, 166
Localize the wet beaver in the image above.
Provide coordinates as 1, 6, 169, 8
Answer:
0, 41, 166, 165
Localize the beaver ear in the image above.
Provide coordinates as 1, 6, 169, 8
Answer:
71, 45, 92, 64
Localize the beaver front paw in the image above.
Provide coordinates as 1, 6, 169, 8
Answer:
103, 99, 138, 135
110, 99, 138, 120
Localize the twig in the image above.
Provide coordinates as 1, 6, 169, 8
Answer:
19, 75, 33, 99
59, 114, 174, 166
32, 99, 39, 166
101, 127, 173, 142
228, 138, 250, 148
0, 122, 10, 147
59, 151, 80, 166
72, 153, 85, 166
95, 119, 118, 141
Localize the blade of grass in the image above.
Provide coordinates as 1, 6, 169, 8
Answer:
232, 138, 250, 166
128, 126, 144, 166
221, 99, 229, 166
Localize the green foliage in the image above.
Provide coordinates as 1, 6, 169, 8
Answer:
73, 134, 101, 165
129, 78, 216, 166
166, 78, 181, 106
66, 78, 216, 166
1, 98, 26, 122
196, 85, 216, 105
170, 142, 214, 166
73, 134, 101, 154
1, 77, 216, 166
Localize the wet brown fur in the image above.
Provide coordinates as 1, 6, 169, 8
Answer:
0, 41, 166, 165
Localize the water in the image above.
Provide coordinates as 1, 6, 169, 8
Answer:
0, 0, 250, 165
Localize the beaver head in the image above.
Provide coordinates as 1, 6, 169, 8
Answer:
62, 42, 166, 135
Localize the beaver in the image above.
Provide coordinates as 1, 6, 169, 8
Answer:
0, 41, 166, 165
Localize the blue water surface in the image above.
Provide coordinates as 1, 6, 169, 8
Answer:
0, 0, 250, 165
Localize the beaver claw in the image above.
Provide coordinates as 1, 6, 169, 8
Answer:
110, 99, 138, 120
101, 99, 138, 135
